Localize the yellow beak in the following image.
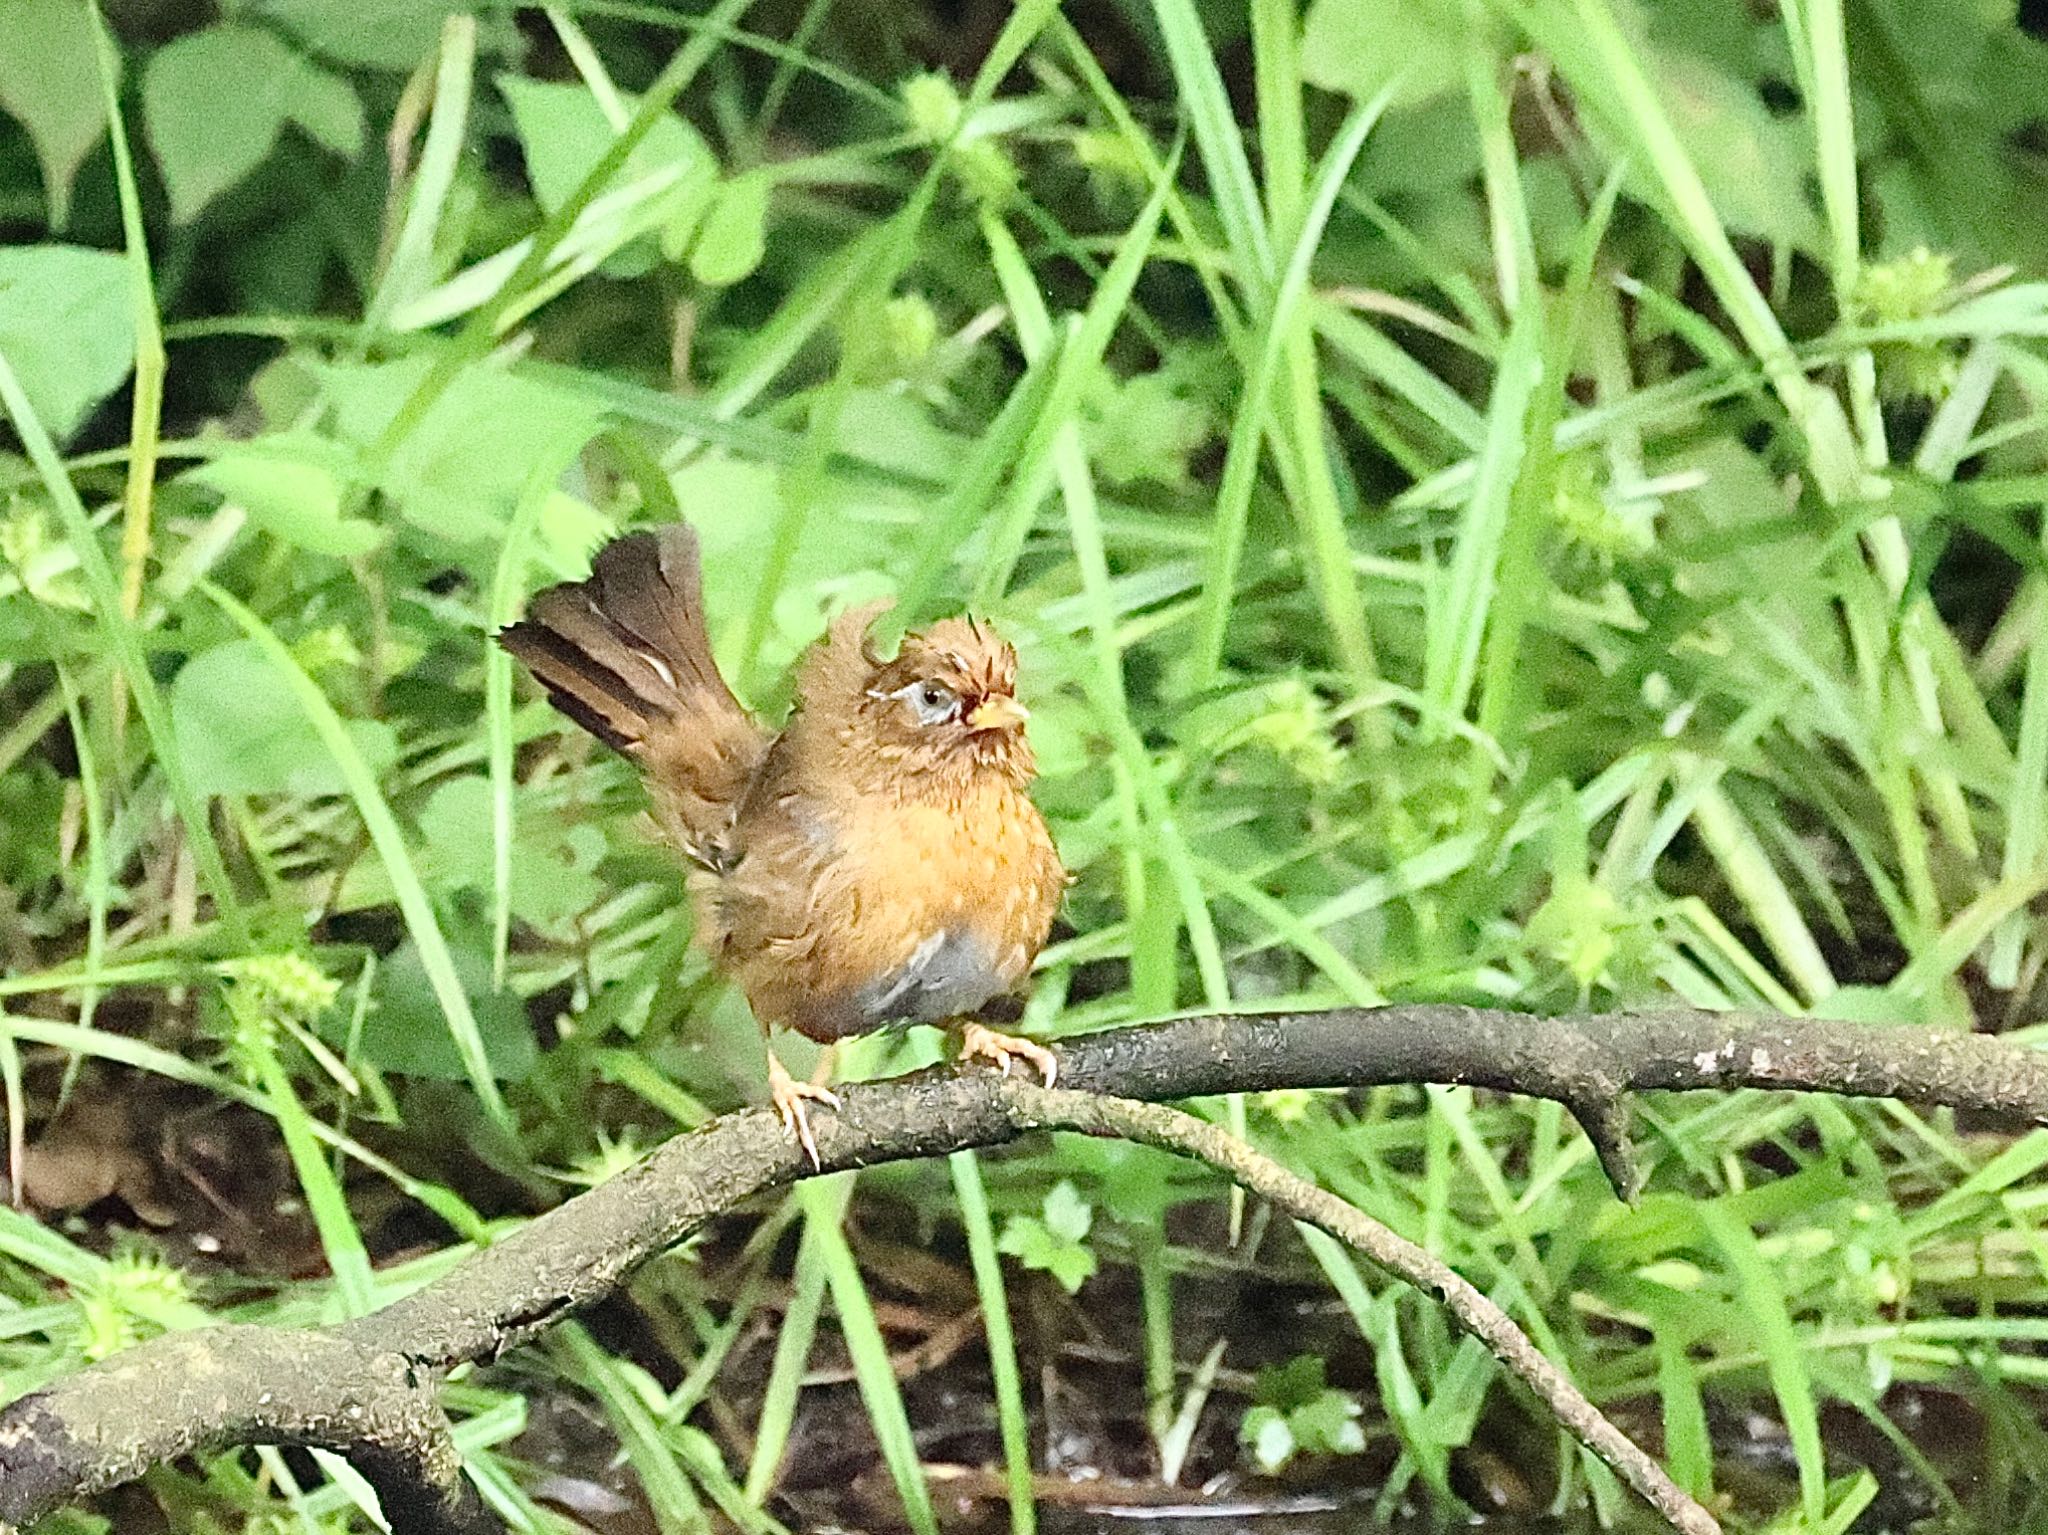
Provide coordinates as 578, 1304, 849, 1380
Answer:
966, 694, 1030, 731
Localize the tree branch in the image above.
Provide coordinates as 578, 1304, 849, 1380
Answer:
0, 1326, 493, 1535
1004, 1085, 1720, 1535
4, 1004, 2044, 1531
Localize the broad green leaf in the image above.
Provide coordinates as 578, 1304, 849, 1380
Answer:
1041, 1178, 1094, 1243
186, 446, 383, 558
362, 935, 537, 1082
252, 0, 488, 70
0, 244, 134, 442
662, 453, 895, 681
1243, 1406, 1295, 1472
1649, 49, 1824, 252
0, 759, 65, 888
143, 24, 366, 224
0, 499, 89, 611
1241, 1356, 1366, 1471
498, 74, 715, 217
170, 639, 397, 798
691, 172, 771, 286
319, 357, 606, 549
1300, 0, 1466, 108
997, 1181, 1098, 1294
533, 489, 613, 579
416, 775, 604, 927
0, 0, 106, 226
1082, 367, 1214, 489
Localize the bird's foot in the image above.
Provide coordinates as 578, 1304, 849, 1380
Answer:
766, 1053, 841, 1168
956, 1021, 1058, 1087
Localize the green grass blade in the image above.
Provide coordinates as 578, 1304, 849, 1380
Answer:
1698, 1202, 1825, 1526
1474, 163, 1626, 753
240, 1014, 378, 1314
200, 581, 512, 1129
1050, 15, 1247, 346
1148, 0, 1272, 289
362, 0, 758, 489
0, 1011, 485, 1236
1422, 273, 1541, 731
488, 427, 593, 982
1653, 1330, 1714, 1500
1188, 93, 1391, 690
0, 353, 250, 947
87, 0, 165, 626
1993, 523, 2048, 987
1509, 0, 1865, 500
744, 1177, 843, 1502
894, 345, 1065, 620
51, 659, 108, 1039
1689, 779, 1837, 1005
1299, 1225, 1453, 1501
557, 1323, 709, 1533
973, 149, 1177, 604
804, 1176, 941, 1535
365, 14, 477, 332
949, 1152, 1036, 1535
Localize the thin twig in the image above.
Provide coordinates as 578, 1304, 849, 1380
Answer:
1001, 1083, 1720, 1535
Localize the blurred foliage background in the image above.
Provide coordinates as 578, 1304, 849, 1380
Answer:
5, 0, 2048, 1530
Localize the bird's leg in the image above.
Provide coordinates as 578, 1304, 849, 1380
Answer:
954, 1020, 1058, 1086
764, 1035, 840, 1169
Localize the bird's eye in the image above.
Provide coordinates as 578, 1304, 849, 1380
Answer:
906, 680, 960, 724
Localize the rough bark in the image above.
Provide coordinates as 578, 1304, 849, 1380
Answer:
3, 1004, 2044, 1533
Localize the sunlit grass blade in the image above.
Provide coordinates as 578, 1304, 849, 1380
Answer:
1474, 164, 1625, 760
734, 174, 944, 663
1147, 0, 1272, 291
1993, 512, 2048, 987
1688, 779, 1836, 1005
362, 0, 759, 487
1503, 0, 1865, 500
1313, 304, 1488, 450
1423, 293, 1541, 732
972, 146, 1176, 604
894, 343, 1065, 619
1192, 856, 1384, 1004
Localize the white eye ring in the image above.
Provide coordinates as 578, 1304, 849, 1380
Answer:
898, 679, 961, 724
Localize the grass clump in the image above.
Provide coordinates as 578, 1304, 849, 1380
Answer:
2, 0, 2048, 1529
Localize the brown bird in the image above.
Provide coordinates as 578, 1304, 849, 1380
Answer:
498, 525, 1066, 1161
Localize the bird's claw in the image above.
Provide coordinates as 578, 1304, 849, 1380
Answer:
957, 1022, 1058, 1087
767, 1056, 841, 1169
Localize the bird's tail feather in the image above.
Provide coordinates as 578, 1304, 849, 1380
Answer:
499, 526, 766, 849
